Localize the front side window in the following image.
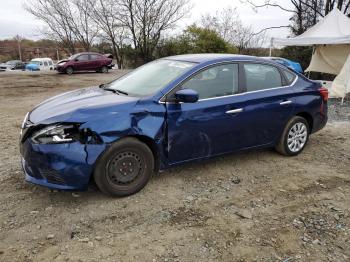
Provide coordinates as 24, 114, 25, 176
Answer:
181, 64, 239, 100
44, 61, 48, 66
106, 59, 195, 97
244, 63, 282, 92
77, 55, 89, 61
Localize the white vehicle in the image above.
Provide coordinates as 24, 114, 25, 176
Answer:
26, 58, 55, 71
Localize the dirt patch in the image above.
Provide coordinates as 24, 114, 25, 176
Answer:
0, 71, 349, 261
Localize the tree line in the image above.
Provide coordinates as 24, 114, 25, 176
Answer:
24, 0, 270, 68
16, 0, 350, 69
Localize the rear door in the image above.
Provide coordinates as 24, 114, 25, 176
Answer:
237, 62, 296, 146
89, 54, 102, 70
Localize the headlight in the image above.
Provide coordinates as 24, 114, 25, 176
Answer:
31, 124, 79, 144
22, 112, 31, 127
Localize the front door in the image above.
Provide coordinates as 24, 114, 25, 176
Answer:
74, 54, 90, 70
166, 63, 247, 164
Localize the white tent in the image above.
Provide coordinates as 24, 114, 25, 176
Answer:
271, 8, 350, 99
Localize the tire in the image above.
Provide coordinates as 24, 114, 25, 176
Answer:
275, 116, 310, 156
101, 66, 108, 73
66, 67, 74, 75
94, 137, 154, 197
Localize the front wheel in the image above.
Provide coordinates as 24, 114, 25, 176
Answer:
94, 138, 154, 197
275, 116, 310, 156
66, 67, 74, 75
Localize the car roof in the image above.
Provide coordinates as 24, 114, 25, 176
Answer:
165, 53, 263, 64
74, 52, 102, 56
32, 58, 53, 61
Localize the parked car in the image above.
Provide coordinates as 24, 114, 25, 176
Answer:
262, 57, 303, 73
56, 52, 113, 75
0, 60, 25, 71
25, 58, 54, 71
20, 54, 328, 196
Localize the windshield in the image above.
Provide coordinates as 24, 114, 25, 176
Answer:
69, 54, 79, 60
6, 61, 17, 65
106, 59, 195, 96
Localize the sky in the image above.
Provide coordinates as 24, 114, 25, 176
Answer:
0, 0, 294, 41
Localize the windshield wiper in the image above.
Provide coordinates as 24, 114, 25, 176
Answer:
99, 84, 128, 95
114, 89, 128, 96
99, 84, 117, 94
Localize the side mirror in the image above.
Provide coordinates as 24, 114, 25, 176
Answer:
175, 89, 199, 103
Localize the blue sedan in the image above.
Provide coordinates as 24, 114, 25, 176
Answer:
20, 54, 328, 196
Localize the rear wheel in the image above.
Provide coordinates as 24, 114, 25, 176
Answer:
94, 138, 154, 197
101, 66, 108, 73
275, 116, 310, 156
66, 66, 74, 75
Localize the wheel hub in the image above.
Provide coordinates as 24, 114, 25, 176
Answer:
107, 152, 142, 185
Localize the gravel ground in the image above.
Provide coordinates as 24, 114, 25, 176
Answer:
0, 71, 349, 262
328, 98, 350, 122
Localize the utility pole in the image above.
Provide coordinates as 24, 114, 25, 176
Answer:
18, 40, 22, 61
14, 35, 23, 61
269, 38, 273, 57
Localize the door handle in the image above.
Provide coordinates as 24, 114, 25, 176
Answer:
280, 100, 292, 105
226, 108, 243, 114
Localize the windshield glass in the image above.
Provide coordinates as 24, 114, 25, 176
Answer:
6, 61, 17, 65
106, 59, 195, 96
69, 54, 79, 60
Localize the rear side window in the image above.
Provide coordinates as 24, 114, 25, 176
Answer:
282, 69, 296, 85
90, 54, 102, 60
181, 63, 239, 100
244, 63, 282, 92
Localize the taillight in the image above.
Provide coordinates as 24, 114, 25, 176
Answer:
318, 87, 329, 102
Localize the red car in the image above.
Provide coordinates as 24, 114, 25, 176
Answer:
56, 52, 114, 75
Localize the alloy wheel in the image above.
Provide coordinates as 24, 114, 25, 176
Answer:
287, 122, 308, 153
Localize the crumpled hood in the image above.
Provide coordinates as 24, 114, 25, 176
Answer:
29, 87, 139, 124
57, 60, 69, 66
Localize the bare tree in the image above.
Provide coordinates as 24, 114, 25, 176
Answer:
69, 0, 99, 51
118, 0, 190, 63
200, 8, 267, 54
25, 0, 98, 53
88, 0, 128, 68
25, 0, 76, 53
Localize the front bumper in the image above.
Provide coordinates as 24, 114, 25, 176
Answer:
20, 138, 106, 191
56, 66, 66, 72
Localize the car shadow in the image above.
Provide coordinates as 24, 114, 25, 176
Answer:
18, 147, 279, 206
